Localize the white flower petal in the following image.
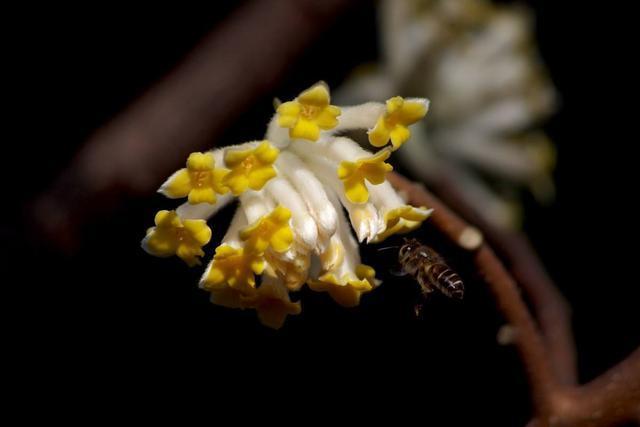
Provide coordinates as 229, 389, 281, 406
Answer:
176, 194, 233, 220
276, 151, 338, 243
265, 114, 294, 148
456, 93, 552, 135
264, 176, 318, 251
289, 139, 380, 242
239, 190, 274, 224
436, 131, 550, 183
221, 206, 248, 246
319, 136, 370, 163
330, 102, 386, 134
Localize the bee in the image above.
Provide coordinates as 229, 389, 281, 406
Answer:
398, 238, 464, 300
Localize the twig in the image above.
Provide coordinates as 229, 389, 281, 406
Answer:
388, 173, 640, 427
423, 174, 577, 386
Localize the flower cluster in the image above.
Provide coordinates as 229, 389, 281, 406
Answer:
336, 0, 557, 229
142, 83, 431, 329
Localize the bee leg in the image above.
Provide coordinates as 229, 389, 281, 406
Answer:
413, 303, 424, 318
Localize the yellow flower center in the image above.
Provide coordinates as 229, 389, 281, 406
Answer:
174, 229, 186, 242
241, 156, 256, 171
223, 141, 279, 195
174, 228, 191, 243
300, 104, 320, 119
385, 114, 400, 127
190, 170, 210, 188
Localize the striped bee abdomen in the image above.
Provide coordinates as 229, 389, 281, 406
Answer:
419, 262, 464, 299
398, 238, 465, 300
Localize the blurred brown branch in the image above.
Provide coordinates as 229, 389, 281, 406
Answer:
31, 0, 354, 250
389, 173, 640, 427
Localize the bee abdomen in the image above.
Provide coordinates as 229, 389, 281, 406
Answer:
422, 263, 465, 299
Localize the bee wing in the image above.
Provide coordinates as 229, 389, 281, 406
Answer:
389, 268, 409, 277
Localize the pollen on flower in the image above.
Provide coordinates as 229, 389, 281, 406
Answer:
338, 149, 394, 204
160, 152, 229, 204
142, 210, 211, 266
277, 83, 341, 141
239, 205, 294, 254
368, 96, 428, 150
142, 81, 431, 328
223, 141, 279, 195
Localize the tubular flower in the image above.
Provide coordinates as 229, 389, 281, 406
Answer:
308, 267, 374, 308
223, 141, 279, 195
308, 195, 380, 307
338, 149, 393, 204
142, 82, 431, 328
264, 249, 311, 292
241, 275, 302, 329
239, 205, 294, 254
159, 152, 229, 204
207, 271, 301, 329
373, 205, 433, 243
277, 83, 341, 141
142, 210, 211, 266
201, 244, 265, 291
368, 97, 428, 150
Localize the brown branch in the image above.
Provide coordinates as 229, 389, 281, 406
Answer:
388, 173, 640, 427
30, 0, 354, 250
423, 174, 577, 386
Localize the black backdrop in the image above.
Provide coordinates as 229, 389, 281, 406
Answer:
5, 1, 639, 424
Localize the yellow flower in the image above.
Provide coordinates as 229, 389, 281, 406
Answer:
239, 205, 294, 254
372, 205, 433, 243
223, 141, 279, 195
160, 152, 229, 204
201, 245, 265, 291
308, 264, 378, 308
368, 96, 428, 150
143, 210, 211, 267
337, 149, 394, 204
207, 268, 301, 328
277, 83, 341, 141
241, 277, 301, 329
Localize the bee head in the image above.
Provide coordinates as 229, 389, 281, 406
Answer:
399, 238, 420, 259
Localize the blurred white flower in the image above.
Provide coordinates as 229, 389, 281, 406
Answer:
336, 0, 557, 228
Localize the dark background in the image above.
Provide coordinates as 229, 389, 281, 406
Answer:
5, 1, 639, 424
